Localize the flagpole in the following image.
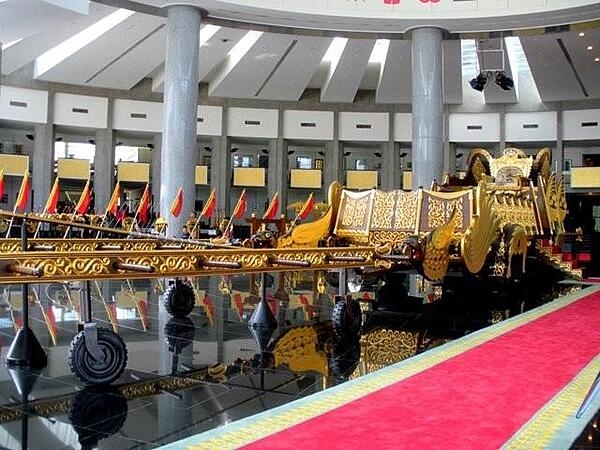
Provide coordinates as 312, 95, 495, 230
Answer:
190, 189, 215, 238
5, 203, 18, 238
33, 178, 58, 238
222, 189, 245, 239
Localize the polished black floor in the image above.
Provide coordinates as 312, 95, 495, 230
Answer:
0, 268, 597, 449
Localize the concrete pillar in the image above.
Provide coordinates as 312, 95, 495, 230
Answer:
411, 27, 444, 189
94, 111, 115, 214
32, 123, 54, 211
151, 133, 162, 208
268, 110, 288, 211
324, 112, 342, 191
211, 133, 230, 219
160, 5, 201, 237
382, 111, 397, 190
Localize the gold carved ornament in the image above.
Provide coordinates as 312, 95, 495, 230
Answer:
278, 182, 342, 249
358, 328, 419, 372
271, 326, 328, 377
504, 224, 529, 278
461, 183, 502, 275
422, 208, 459, 281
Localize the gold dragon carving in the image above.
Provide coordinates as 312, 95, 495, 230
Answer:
422, 208, 460, 281
461, 183, 502, 275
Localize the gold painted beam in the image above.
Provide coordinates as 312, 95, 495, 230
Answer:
0, 246, 382, 284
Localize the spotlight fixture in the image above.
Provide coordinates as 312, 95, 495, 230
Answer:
230, 147, 239, 153
495, 72, 514, 91
317, 151, 325, 156
88, 139, 95, 145
204, 146, 212, 152
400, 152, 408, 158
287, 150, 295, 155
25, 134, 34, 141
55, 136, 63, 142
469, 72, 487, 91
374, 152, 382, 158
261, 149, 269, 154
344, 152, 351, 157
147, 143, 154, 149
456, 153, 464, 159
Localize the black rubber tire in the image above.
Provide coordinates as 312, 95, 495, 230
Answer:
69, 386, 128, 449
164, 280, 196, 317
165, 316, 195, 353
68, 328, 128, 385
329, 340, 361, 381
332, 298, 362, 340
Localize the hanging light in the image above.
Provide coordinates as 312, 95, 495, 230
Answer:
469, 72, 487, 91
495, 71, 514, 90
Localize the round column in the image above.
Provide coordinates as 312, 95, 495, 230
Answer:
160, 5, 201, 237
411, 27, 444, 189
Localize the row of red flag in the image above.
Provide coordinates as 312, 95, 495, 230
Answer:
0, 170, 316, 222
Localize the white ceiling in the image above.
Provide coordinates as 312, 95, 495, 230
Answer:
1, 1, 599, 105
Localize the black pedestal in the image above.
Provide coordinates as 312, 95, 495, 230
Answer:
5, 327, 48, 369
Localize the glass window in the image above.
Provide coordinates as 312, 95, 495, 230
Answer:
54, 142, 95, 162
355, 158, 369, 171
296, 156, 312, 169
115, 145, 140, 163
233, 155, 253, 168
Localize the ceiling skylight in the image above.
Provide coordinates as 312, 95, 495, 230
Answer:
199, 24, 221, 47
2, 39, 21, 50
322, 37, 348, 63
227, 30, 262, 60
34, 8, 134, 78
368, 39, 390, 64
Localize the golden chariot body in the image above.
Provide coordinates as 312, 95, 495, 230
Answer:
275, 146, 572, 282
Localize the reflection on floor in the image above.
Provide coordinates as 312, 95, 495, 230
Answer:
0, 269, 597, 449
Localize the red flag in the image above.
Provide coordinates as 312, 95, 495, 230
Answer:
298, 192, 315, 220
45, 177, 60, 214
202, 293, 215, 326
0, 169, 5, 200
299, 294, 313, 320
106, 182, 120, 216
233, 293, 244, 321
263, 192, 279, 220
267, 293, 277, 315
42, 305, 58, 346
136, 184, 151, 223
75, 180, 92, 215
15, 171, 31, 212
137, 298, 149, 331
200, 189, 216, 218
232, 189, 247, 220
169, 187, 183, 217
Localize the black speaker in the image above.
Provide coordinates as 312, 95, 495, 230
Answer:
258, 155, 269, 168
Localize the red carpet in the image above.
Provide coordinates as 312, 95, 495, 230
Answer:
241, 290, 600, 449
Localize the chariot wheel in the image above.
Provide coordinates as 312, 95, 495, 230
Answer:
68, 328, 127, 385
164, 280, 196, 317
332, 298, 362, 340
69, 386, 127, 449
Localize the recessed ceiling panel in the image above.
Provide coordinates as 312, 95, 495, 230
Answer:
558, 28, 600, 99
521, 34, 585, 102
256, 36, 332, 101
443, 40, 463, 105
35, 12, 166, 86
1, 3, 116, 75
321, 39, 375, 103
208, 32, 296, 99
376, 40, 411, 104
85, 25, 167, 90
